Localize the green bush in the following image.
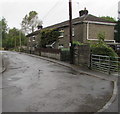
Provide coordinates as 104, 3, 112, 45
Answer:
90, 32, 118, 57
61, 48, 70, 51
73, 41, 84, 46
91, 43, 118, 57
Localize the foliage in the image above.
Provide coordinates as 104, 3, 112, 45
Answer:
90, 32, 118, 57
0, 17, 8, 47
0, 17, 8, 35
3, 28, 26, 49
0, 17, 27, 50
39, 28, 60, 48
97, 32, 105, 43
114, 20, 120, 43
73, 41, 84, 46
61, 48, 70, 51
21, 11, 42, 34
91, 43, 118, 57
100, 16, 116, 22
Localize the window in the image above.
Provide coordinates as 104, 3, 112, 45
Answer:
33, 37, 35, 41
58, 44, 64, 49
29, 38, 31, 42
72, 28, 75, 36
59, 29, 64, 37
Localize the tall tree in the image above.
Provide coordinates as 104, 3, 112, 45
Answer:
0, 17, 8, 48
21, 11, 42, 34
7, 28, 27, 48
2, 27, 27, 49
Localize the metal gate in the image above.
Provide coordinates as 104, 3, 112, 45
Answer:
90, 54, 120, 75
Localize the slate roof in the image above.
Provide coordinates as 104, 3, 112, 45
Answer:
26, 14, 116, 37
45, 14, 116, 28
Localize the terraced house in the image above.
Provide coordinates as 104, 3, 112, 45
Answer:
26, 9, 116, 51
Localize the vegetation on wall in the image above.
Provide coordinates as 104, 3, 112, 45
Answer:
90, 32, 118, 57
38, 28, 60, 48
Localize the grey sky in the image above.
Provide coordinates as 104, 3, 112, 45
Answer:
0, 0, 120, 29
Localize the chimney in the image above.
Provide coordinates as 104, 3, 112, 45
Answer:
79, 7, 88, 17
37, 25, 43, 30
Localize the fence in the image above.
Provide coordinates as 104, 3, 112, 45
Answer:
90, 54, 120, 75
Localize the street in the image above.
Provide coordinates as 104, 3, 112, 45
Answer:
2, 51, 114, 112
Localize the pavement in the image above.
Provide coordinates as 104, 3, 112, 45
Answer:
1, 51, 119, 113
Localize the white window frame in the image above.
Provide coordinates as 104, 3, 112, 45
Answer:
72, 27, 75, 36
32, 36, 35, 41
59, 29, 64, 38
29, 38, 31, 42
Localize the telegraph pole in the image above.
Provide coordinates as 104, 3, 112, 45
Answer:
69, 0, 74, 64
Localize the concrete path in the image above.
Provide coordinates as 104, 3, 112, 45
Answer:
2, 51, 115, 112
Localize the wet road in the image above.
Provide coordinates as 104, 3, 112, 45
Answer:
0, 52, 2, 113
2, 51, 113, 112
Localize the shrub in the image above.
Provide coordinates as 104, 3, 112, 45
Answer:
91, 43, 118, 57
90, 32, 118, 57
73, 41, 84, 46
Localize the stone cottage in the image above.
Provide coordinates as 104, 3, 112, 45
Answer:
26, 9, 116, 51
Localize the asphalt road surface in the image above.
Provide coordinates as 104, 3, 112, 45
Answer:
2, 51, 114, 112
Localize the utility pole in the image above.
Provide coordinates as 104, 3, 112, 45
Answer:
69, 0, 74, 64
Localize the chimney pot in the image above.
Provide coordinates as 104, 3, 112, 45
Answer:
37, 25, 43, 30
79, 8, 88, 17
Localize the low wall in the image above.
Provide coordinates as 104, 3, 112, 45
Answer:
41, 52, 60, 60
39, 48, 61, 60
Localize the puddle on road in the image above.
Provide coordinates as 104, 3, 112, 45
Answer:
7, 77, 21, 81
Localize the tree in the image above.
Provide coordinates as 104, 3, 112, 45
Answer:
0, 17, 8, 37
0, 17, 8, 48
3, 27, 27, 50
21, 11, 42, 34
100, 16, 116, 22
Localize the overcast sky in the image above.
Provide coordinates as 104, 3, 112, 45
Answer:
0, 0, 120, 29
